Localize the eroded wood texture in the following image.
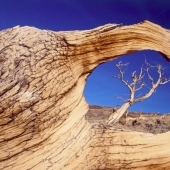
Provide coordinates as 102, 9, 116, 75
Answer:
0, 21, 170, 170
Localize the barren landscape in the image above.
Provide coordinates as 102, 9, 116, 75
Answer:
86, 105, 170, 134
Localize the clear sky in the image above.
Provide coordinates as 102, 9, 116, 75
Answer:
0, 0, 170, 113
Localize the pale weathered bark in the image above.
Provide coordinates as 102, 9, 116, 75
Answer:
0, 21, 170, 170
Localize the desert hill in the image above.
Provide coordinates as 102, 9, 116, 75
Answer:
86, 105, 170, 134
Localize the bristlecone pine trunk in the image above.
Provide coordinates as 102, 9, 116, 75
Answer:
0, 21, 170, 170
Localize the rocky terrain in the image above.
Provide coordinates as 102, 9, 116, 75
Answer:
86, 105, 170, 134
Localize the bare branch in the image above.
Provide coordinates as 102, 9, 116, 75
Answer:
137, 93, 142, 97
114, 61, 132, 92
144, 61, 154, 85
129, 65, 145, 90
138, 63, 145, 79
135, 82, 146, 91
134, 63, 168, 103
160, 77, 170, 84
160, 80, 170, 84
115, 94, 129, 103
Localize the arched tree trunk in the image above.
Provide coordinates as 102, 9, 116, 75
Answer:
0, 21, 170, 170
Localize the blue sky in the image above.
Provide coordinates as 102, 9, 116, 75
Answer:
0, 0, 170, 113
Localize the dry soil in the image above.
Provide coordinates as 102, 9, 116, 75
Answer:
86, 105, 170, 134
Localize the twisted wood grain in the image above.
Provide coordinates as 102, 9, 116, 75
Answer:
0, 21, 170, 170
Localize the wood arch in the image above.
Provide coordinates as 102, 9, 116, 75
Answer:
0, 21, 170, 170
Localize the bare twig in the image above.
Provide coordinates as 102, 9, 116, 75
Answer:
114, 61, 132, 92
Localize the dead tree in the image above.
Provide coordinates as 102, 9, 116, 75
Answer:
107, 60, 170, 124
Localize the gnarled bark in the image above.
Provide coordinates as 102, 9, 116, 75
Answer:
0, 21, 170, 170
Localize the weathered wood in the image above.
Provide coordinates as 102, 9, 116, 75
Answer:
0, 21, 170, 170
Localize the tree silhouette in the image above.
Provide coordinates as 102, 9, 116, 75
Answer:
107, 60, 170, 124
